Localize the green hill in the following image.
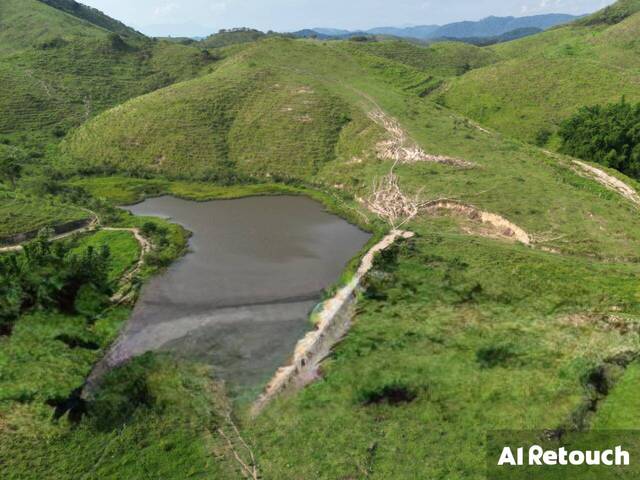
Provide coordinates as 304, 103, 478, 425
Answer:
63, 37, 640, 258
0, 0, 216, 144
339, 39, 499, 77
0, 0, 103, 54
575, 0, 640, 25
435, 0, 640, 144
200, 28, 268, 48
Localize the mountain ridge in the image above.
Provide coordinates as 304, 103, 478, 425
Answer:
300, 13, 579, 40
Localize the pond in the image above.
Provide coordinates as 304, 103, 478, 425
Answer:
97, 195, 370, 394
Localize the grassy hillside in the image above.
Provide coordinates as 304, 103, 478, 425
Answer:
0, 0, 102, 55
0, 39, 215, 141
437, 1, 640, 144
340, 39, 498, 77
576, 0, 640, 26
62, 58, 350, 181
0, 0, 216, 146
62, 37, 640, 258
0, 188, 90, 241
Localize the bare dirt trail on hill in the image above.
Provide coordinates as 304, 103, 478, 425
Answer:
572, 160, 640, 207
542, 149, 640, 208
103, 226, 152, 303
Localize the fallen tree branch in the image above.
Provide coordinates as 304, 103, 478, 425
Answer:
365, 161, 424, 229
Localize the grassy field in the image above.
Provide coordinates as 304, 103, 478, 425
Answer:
247, 230, 640, 479
0, 350, 239, 480
591, 363, 640, 429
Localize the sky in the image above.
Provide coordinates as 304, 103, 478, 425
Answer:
80, 0, 615, 37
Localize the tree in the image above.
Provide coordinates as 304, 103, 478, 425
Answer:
0, 230, 114, 334
559, 99, 640, 180
0, 145, 24, 188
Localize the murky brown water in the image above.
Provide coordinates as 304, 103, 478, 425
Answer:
101, 195, 370, 393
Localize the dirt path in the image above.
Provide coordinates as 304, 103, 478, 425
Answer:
423, 199, 532, 245
103, 227, 152, 303
572, 160, 640, 207
0, 209, 99, 254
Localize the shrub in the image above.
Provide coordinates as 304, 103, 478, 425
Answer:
107, 33, 128, 52
358, 380, 418, 406
74, 284, 109, 318
535, 128, 552, 147
39, 37, 68, 50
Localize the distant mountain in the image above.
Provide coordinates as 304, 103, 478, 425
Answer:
432, 14, 577, 38
291, 13, 579, 41
312, 28, 352, 36
291, 29, 333, 39
366, 25, 440, 38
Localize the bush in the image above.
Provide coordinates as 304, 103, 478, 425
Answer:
0, 145, 25, 188
107, 33, 128, 52
559, 100, 640, 179
39, 37, 68, 50
357, 380, 418, 406
535, 128, 552, 147
349, 36, 375, 42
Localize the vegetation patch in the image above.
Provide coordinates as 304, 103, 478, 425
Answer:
559, 100, 640, 180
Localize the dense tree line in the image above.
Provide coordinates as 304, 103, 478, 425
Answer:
0, 230, 113, 334
559, 99, 640, 180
